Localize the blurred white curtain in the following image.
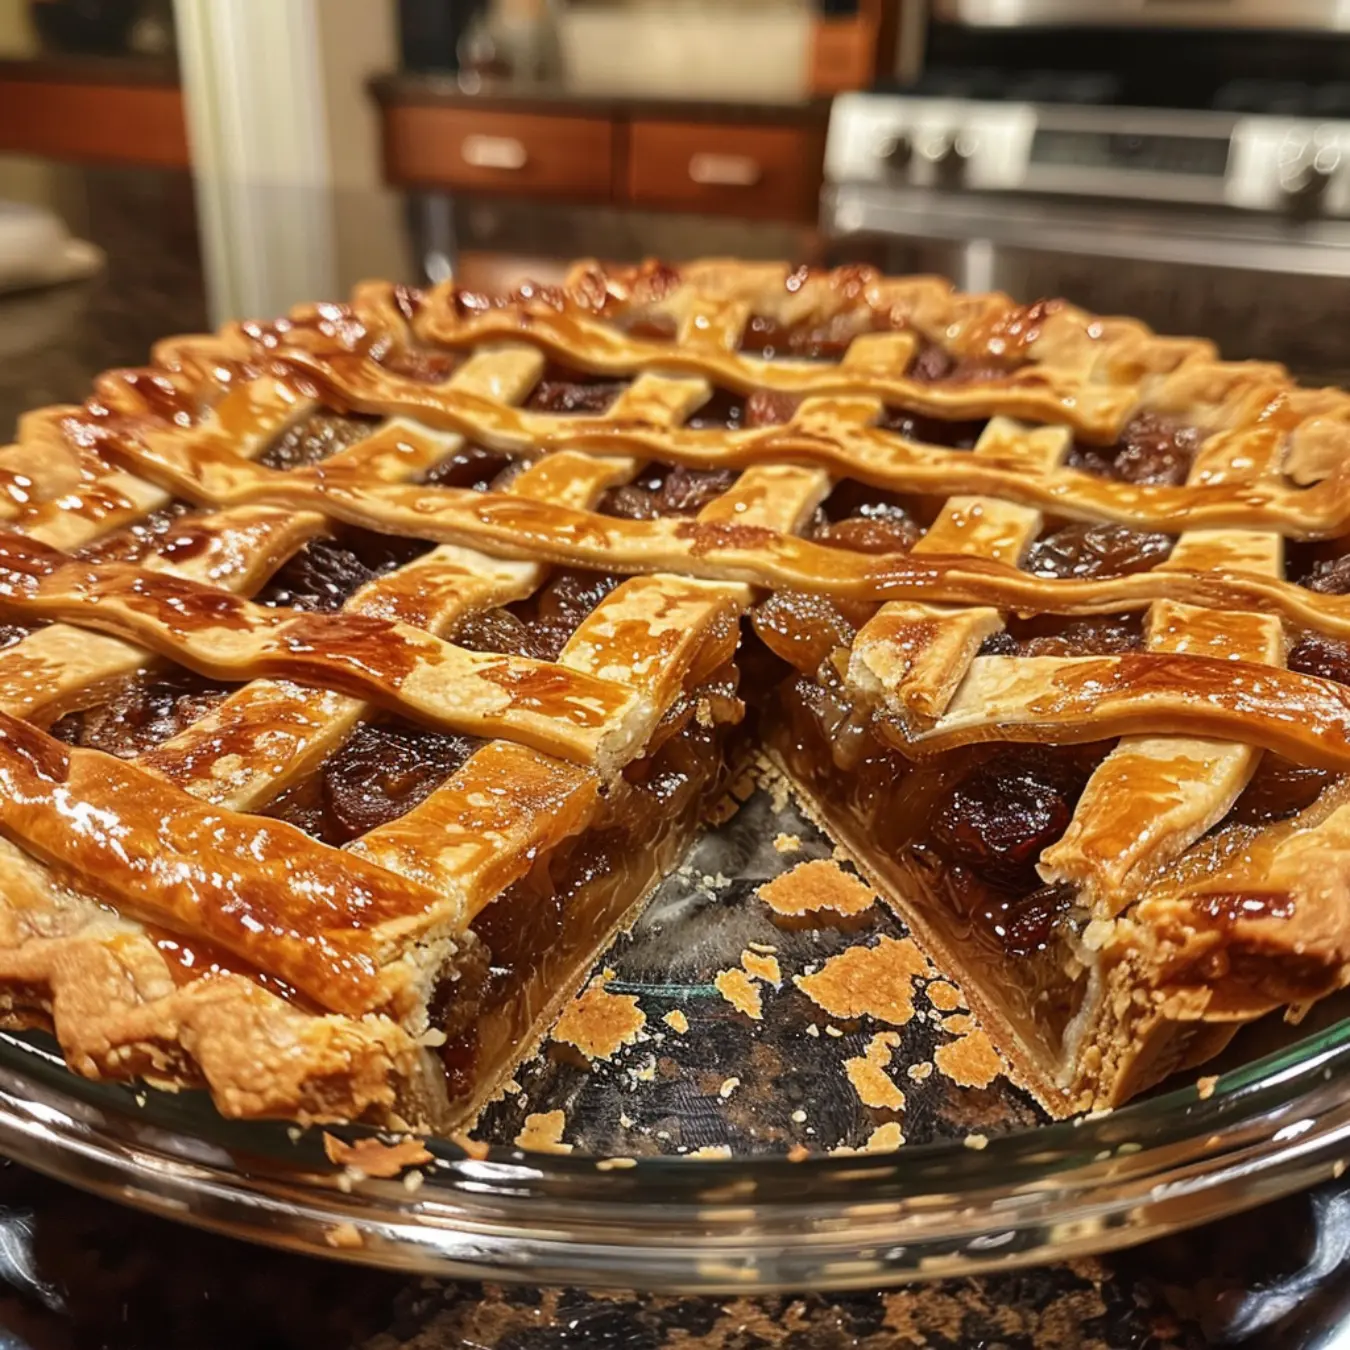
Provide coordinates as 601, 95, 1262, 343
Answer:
173, 0, 337, 322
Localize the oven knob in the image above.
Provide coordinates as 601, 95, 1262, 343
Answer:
921, 131, 971, 182
878, 131, 913, 173
1281, 143, 1341, 216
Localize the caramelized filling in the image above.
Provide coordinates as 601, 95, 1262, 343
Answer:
907, 342, 1021, 386
526, 366, 627, 414
440, 713, 734, 1104
1288, 632, 1350, 686
266, 717, 481, 846
876, 405, 987, 449
258, 410, 383, 470
376, 344, 460, 385
811, 481, 922, 554
420, 444, 518, 489
599, 465, 740, 521
1295, 552, 1350, 595
255, 528, 431, 612
980, 613, 1145, 659
1065, 412, 1201, 486
453, 569, 622, 662
738, 311, 889, 359
48, 667, 232, 758
1025, 522, 1174, 578
765, 671, 1098, 1056
1230, 755, 1338, 825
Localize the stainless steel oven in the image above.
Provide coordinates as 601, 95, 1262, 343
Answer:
828, 17, 1350, 378
932, 0, 1350, 30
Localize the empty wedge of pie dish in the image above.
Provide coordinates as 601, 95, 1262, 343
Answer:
0, 258, 1347, 1129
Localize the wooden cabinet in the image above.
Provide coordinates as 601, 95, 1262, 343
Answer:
380, 105, 617, 200
372, 80, 831, 226
627, 120, 825, 223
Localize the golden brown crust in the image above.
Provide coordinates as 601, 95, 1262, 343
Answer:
0, 257, 1348, 1125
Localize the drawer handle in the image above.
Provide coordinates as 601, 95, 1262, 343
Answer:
461, 135, 528, 171
688, 153, 762, 187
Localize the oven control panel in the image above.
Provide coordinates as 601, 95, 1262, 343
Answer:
827, 94, 1350, 218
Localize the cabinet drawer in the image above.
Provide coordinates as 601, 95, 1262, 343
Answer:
626, 120, 825, 222
381, 106, 616, 200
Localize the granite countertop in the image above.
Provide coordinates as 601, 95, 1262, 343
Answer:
3, 165, 1350, 1349
368, 71, 832, 125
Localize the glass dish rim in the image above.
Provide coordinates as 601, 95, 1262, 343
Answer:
0, 1008, 1345, 1290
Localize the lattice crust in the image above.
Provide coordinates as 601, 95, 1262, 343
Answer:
2, 258, 1350, 1124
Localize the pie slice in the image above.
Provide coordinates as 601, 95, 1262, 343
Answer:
0, 261, 1348, 1127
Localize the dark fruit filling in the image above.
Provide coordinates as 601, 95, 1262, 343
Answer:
454, 570, 622, 663
420, 444, 518, 490
599, 465, 740, 521
1065, 412, 1201, 487
0, 625, 30, 651
259, 411, 383, 470
980, 613, 1145, 659
376, 345, 460, 384
49, 668, 231, 758
738, 312, 888, 360
930, 746, 1100, 892
876, 405, 987, 450
1230, 756, 1336, 826
1296, 553, 1350, 595
907, 343, 1018, 386
255, 530, 431, 612
265, 718, 481, 846
1288, 632, 1350, 686
811, 482, 922, 554
527, 367, 627, 414
1025, 522, 1174, 578
76, 501, 196, 566
685, 389, 748, 430
752, 590, 876, 676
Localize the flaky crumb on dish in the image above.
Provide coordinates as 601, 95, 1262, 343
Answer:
551, 967, 646, 1060
756, 858, 878, 918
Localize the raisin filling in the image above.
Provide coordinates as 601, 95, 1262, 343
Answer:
876, 405, 987, 450
598, 465, 740, 522
453, 569, 622, 663
1065, 412, 1201, 487
48, 668, 231, 759
527, 366, 627, 414
255, 529, 431, 612
1025, 522, 1174, 578
810, 482, 922, 555
258, 411, 383, 470
265, 718, 481, 847
979, 613, 1145, 659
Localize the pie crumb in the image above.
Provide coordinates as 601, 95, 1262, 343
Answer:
964, 1133, 989, 1151
324, 1223, 363, 1250
787, 1143, 811, 1162
321, 1133, 433, 1179
1197, 1074, 1219, 1100
748, 941, 778, 955
714, 967, 764, 1021
515, 1110, 574, 1154
864, 1122, 905, 1153
663, 1008, 690, 1035
907, 1061, 934, 1082
718, 1076, 741, 1100
596, 1156, 637, 1171
791, 1108, 807, 1123
403, 1170, 424, 1193
687, 1144, 733, 1160
757, 859, 877, 918
552, 969, 646, 1060
934, 1027, 1004, 1090
773, 832, 802, 853
741, 949, 782, 985
806, 1023, 820, 1038
844, 1032, 906, 1111
450, 1131, 489, 1162
925, 980, 965, 1012
794, 936, 931, 1026
825, 1024, 844, 1038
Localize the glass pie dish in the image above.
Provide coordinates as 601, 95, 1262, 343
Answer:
0, 779, 1344, 1292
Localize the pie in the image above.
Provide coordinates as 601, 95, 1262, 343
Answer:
1, 259, 1348, 1131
